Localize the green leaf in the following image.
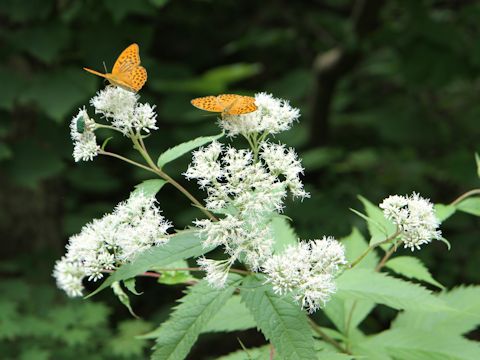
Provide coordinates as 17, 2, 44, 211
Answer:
336, 268, 447, 312
393, 286, 480, 335
323, 229, 376, 333
434, 203, 456, 222
456, 197, 480, 216
111, 282, 138, 318
364, 328, 480, 360
157, 133, 223, 169
156, 260, 196, 285
202, 295, 256, 333
151, 276, 242, 360
124, 278, 142, 295
385, 256, 444, 289
240, 275, 316, 360
270, 216, 298, 253
132, 179, 167, 197
86, 230, 211, 298
358, 196, 396, 246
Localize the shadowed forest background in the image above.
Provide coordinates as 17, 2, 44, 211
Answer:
1, 0, 479, 358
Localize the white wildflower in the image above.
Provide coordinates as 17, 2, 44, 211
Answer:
260, 142, 310, 199
53, 192, 172, 297
220, 92, 300, 136
197, 257, 232, 289
263, 237, 346, 312
90, 86, 157, 134
70, 108, 99, 162
380, 193, 442, 251
52, 257, 85, 297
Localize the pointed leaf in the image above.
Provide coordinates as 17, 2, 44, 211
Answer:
336, 268, 447, 312
132, 179, 167, 197
385, 256, 444, 289
157, 133, 223, 169
240, 275, 316, 360
202, 295, 256, 333
456, 197, 480, 216
434, 203, 456, 222
86, 230, 211, 298
358, 196, 396, 246
111, 282, 138, 318
151, 276, 242, 360
364, 328, 480, 360
393, 286, 480, 335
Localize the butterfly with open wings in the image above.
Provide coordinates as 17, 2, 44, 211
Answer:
191, 94, 257, 116
84, 43, 147, 92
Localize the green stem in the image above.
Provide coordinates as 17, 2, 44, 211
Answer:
375, 240, 403, 272
348, 229, 401, 269
98, 150, 157, 174
308, 318, 350, 354
131, 134, 218, 222
449, 188, 480, 206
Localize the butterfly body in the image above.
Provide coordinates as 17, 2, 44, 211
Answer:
83, 43, 147, 92
191, 94, 257, 116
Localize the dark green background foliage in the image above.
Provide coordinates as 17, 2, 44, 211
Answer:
0, 0, 479, 358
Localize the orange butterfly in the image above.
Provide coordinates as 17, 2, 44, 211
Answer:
191, 94, 257, 116
83, 43, 147, 92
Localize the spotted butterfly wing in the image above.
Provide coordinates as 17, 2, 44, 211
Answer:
191, 94, 257, 115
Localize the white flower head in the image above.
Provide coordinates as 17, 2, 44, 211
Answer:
260, 142, 310, 199
53, 191, 172, 297
380, 192, 442, 251
70, 107, 99, 162
90, 86, 157, 134
197, 257, 232, 289
263, 237, 346, 312
220, 92, 300, 136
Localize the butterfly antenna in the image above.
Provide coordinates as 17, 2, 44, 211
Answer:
102, 61, 108, 73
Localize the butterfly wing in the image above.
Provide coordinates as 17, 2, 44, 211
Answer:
113, 66, 147, 92
224, 95, 257, 115
191, 96, 225, 113
112, 43, 141, 75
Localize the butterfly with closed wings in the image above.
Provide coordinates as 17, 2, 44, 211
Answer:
83, 43, 147, 93
191, 94, 257, 116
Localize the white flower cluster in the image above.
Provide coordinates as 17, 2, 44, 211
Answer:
53, 192, 171, 297
70, 107, 100, 162
90, 86, 158, 134
184, 141, 309, 287
263, 237, 346, 313
220, 92, 300, 137
380, 193, 442, 251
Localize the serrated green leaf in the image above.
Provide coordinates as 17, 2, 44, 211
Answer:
132, 179, 167, 197
270, 215, 298, 253
364, 328, 480, 360
358, 196, 396, 246
336, 268, 447, 312
456, 197, 480, 216
202, 295, 256, 333
393, 286, 480, 335
434, 203, 456, 222
240, 275, 316, 360
151, 276, 242, 360
111, 282, 138, 318
385, 256, 444, 289
86, 230, 211, 298
157, 133, 223, 169
342, 227, 378, 269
